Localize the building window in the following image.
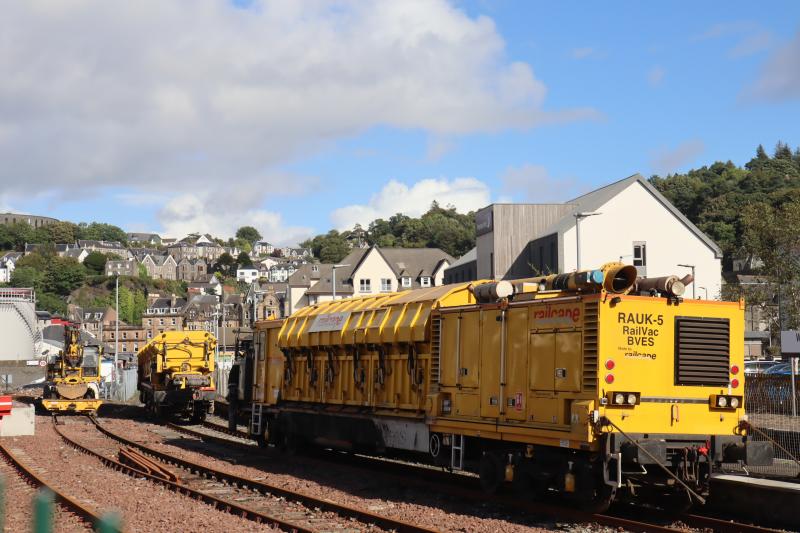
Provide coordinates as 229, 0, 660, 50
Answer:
171, 318, 176, 325
159, 318, 164, 326
381, 278, 392, 292
122, 332, 127, 339
359, 279, 371, 293
401, 277, 411, 288
421, 276, 431, 287
633, 242, 647, 266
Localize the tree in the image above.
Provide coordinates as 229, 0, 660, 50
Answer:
10, 266, 45, 292
84, 251, 108, 275
37, 292, 67, 315
236, 252, 254, 268
44, 257, 87, 296
138, 263, 150, 280
212, 252, 237, 276
235, 226, 262, 243
77, 222, 127, 244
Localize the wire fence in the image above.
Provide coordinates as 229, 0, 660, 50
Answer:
741, 374, 800, 478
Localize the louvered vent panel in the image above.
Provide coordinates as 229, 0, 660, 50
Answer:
582, 301, 599, 392
675, 317, 730, 386
429, 315, 441, 394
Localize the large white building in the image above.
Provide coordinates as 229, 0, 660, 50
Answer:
446, 174, 723, 298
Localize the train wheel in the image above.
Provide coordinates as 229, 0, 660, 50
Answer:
579, 484, 614, 513
479, 452, 504, 494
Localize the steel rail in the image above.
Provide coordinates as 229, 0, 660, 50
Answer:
0, 436, 124, 533
52, 418, 317, 533
161, 419, 780, 533
202, 420, 251, 440
92, 417, 438, 533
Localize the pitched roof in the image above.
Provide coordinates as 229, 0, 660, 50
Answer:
533, 174, 723, 259
446, 247, 477, 269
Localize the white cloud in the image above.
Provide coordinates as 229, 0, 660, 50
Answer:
650, 139, 705, 175
500, 164, 583, 202
0, 1, 600, 237
0, 0, 595, 199
744, 29, 800, 102
693, 21, 773, 58
571, 47, 595, 59
158, 191, 313, 245
331, 177, 490, 229
647, 66, 666, 87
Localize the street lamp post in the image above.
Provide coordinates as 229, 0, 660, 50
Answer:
574, 212, 601, 271
698, 286, 708, 300
332, 264, 350, 300
114, 275, 119, 399
678, 264, 696, 299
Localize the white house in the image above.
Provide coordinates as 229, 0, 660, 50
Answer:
253, 241, 274, 256
286, 246, 453, 314
452, 173, 723, 299
236, 267, 260, 284
0, 252, 22, 283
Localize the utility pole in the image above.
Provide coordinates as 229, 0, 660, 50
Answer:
114, 275, 119, 399
678, 264, 696, 299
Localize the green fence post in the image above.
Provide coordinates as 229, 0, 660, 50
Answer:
0, 474, 6, 533
33, 489, 54, 533
97, 512, 122, 533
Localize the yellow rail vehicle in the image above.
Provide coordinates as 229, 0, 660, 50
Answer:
138, 331, 216, 421
42, 324, 103, 414
243, 264, 770, 509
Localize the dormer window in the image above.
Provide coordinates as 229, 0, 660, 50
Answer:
401, 277, 411, 288
420, 276, 431, 287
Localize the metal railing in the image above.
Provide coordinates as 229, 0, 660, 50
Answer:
0, 287, 35, 302
742, 374, 800, 478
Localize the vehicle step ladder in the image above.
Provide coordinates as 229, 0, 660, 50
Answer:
451, 434, 464, 471
250, 403, 263, 437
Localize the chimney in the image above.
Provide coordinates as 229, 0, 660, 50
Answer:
171, 294, 177, 308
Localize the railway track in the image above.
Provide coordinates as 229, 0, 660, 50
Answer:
0, 433, 123, 533
164, 419, 781, 533
57, 416, 436, 533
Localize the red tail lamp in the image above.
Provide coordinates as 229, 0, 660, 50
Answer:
605, 360, 615, 370
605, 374, 615, 384
730, 365, 739, 375
731, 378, 740, 389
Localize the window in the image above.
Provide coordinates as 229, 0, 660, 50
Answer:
122, 332, 127, 339
147, 330, 152, 339
633, 242, 647, 266
401, 277, 411, 288
359, 279, 371, 293
171, 318, 176, 325
421, 276, 431, 287
159, 318, 164, 326
381, 278, 392, 292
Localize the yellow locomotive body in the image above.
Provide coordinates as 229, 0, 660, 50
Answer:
137, 330, 216, 421
42, 324, 103, 414
245, 264, 770, 507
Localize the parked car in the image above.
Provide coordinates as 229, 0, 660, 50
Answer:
764, 362, 792, 375
745, 360, 778, 375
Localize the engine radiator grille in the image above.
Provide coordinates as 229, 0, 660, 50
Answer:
675, 317, 730, 386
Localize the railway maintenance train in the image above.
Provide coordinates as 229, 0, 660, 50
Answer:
138, 330, 216, 422
41, 324, 103, 414
229, 262, 772, 510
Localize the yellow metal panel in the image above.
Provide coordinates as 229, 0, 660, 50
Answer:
504, 308, 528, 420
555, 331, 582, 392
479, 309, 502, 418
454, 391, 480, 417
528, 395, 559, 425
530, 333, 555, 391
397, 302, 422, 343
459, 311, 480, 389
439, 313, 458, 387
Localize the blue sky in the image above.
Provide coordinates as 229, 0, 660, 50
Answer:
2, 1, 798, 246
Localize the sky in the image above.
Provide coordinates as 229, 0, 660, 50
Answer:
1, 1, 799, 247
